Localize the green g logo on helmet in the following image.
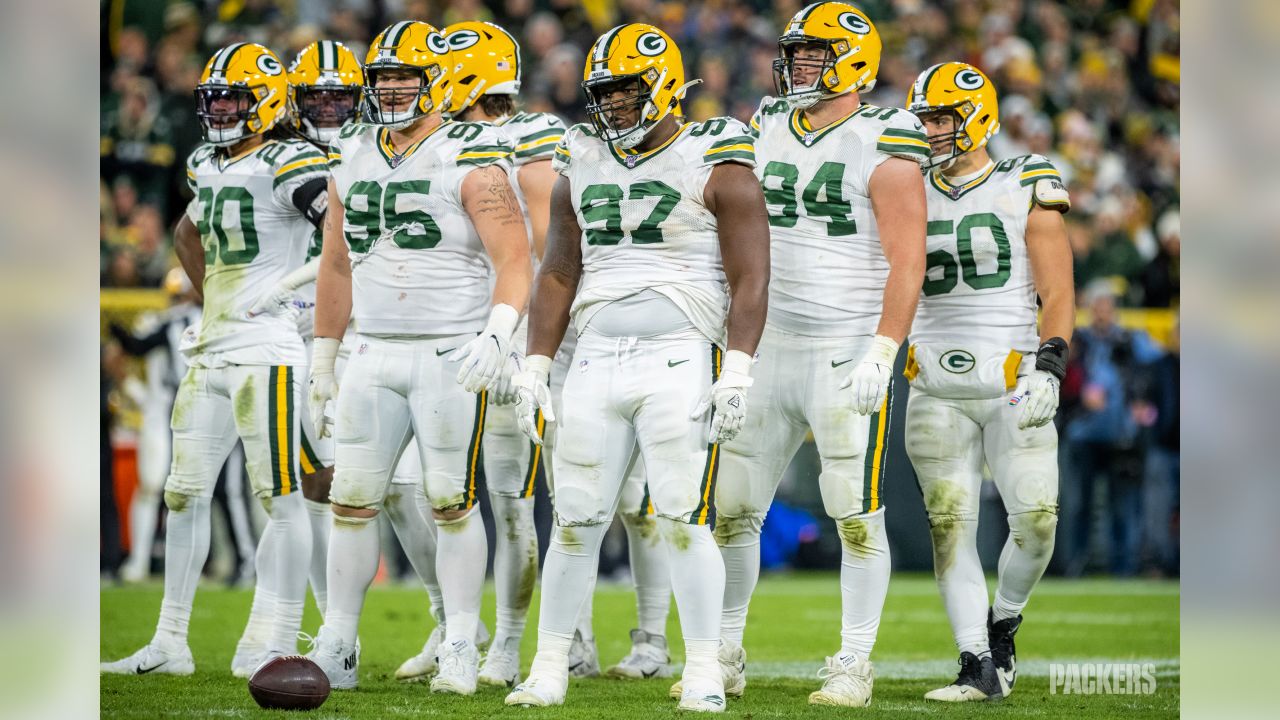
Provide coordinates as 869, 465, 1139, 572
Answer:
637, 31, 668, 56
837, 12, 872, 35
955, 68, 985, 90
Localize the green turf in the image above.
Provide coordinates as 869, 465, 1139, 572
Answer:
101, 573, 1178, 718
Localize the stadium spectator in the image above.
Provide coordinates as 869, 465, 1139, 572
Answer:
1138, 320, 1179, 576
100, 76, 177, 216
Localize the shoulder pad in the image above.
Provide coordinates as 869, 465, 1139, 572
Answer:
1032, 177, 1070, 213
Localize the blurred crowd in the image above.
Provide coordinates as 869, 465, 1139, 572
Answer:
101, 0, 1179, 577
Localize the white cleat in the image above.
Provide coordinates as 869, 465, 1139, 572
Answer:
395, 620, 490, 682
303, 627, 359, 690
505, 672, 568, 707
478, 639, 521, 687
808, 652, 874, 707
101, 642, 195, 676
668, 642, 746, 699
431, 639, 480, 695
231, 641, 267, 679
567, 629, 599, 678
677, 677, 727, 713
396, 625, 444, 681
606, 629, 673, 679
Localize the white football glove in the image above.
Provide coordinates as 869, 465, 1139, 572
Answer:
308, 337, 340, 439
512, 354, 554, 445
1013, 369, 1060, 429
689, 349, 754, 445
449, 304, 521, 394
245, 286, 307, 320
839, 335, 900, 415
489, 351, 523, 406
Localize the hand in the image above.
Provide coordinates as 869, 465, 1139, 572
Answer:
512, 355, 554, 445
689, 350, 754, 445
246, 286, 309, 319
839, 335, 899, 415
1013, 369, 1059, 429
489, 352, 523, 406
309, 338, 340, 438
449, 304, 521, 394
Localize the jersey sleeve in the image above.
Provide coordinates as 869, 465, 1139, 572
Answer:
454, 124, 514, 170
1021, 154, 1071, 212
270, 141, 330, 210
700, 118, 756, 169
551, 123, 588, 177
511, 113, 567, 166
873, 110, 931, 165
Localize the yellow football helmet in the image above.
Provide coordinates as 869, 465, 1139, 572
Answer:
195, 43, 288, 147
288, 40, 362, 145
444, 21, 521, 117
362, 20, 450, 129
907, 62, 1001, 169
774, 2, 881, 109
582, 24, 695, 150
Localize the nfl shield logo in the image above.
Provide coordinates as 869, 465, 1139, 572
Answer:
803, 132, 816, 145
390, 155, 403, 169
949, 186, 961, 200
625, 154, 638, 168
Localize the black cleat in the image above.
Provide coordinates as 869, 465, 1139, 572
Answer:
988, 609, 1022, 696
924, 652, 1004, 701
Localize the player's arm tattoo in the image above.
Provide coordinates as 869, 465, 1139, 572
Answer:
472, 165, 525, 227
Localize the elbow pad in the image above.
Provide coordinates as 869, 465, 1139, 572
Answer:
292, 177, 329, 230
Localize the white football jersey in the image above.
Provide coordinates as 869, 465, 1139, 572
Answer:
912, 154, 1070, 349
491, 110, 566, 265
750, 99, 930, 337
183, 138, 325, 364
327, 120, 514, 336
906, 155, 1070, 398
552, 118, 756, 344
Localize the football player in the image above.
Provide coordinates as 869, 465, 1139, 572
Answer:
304, 21, 532, 695
101, 43, 327, 676
504, 23, 769, 712
707, 3, 928, 707
903, 62, 1072, 701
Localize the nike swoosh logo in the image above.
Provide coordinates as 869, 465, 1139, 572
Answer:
831, 358, 854, 368
668, 359, 689, 367
137, 663, 164, 674
436, 348, 455, 356
996, 667, 1015, 695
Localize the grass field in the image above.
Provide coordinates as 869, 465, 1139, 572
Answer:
101, 573, 1179, 718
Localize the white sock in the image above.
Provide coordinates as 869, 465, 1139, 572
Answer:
577, 555, 597, 642
409, 483, 445, 621
836, 511, 891, 659
324, 512, 380, 645
658, 518, 724, 680
620, 511, 670, 637
532, 523, 607, 676
713, 514, 763, 647
435, 506, 488, 646
385, 484, 443, 621
490, 494, 538, 649
259, 494, 311, 654
126, 488, 161, 575
153, 493, 211, 649
992, 510, 1058, 622
928, 511, 989, 655
238, 587, 276, 653
305, 498, 330, 616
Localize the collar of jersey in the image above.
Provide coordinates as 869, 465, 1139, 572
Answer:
929, 161, 997, 200
376, 123, 444, 167
788, 105, 860, 146
608, 123, 690, 167
216, 140, 270, 170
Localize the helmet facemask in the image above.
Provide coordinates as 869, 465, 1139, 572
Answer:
362, 64, 441, 130
295, 85, 360, 144
773, 39, 841, 110
912, 102, 981, 170
583, 70, 666, 150
195, 84, 263, 147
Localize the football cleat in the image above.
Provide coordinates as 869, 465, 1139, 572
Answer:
924, 652, 1004, 702
231, 641, 267, 679
431, 639, 480, 695
505, 672, 568, 707
303, 627, 358, 690
989, 610, 1021, 697
808, 652, 874, 707
606, 629, 673, 679
676, 677, 727, 713
668, 642, 746, 699
567, 628, 600, 678
395, 620, 490, 681
100, 642, 195, 676
478, 638, 521, 687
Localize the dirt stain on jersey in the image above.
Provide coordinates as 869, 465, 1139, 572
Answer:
926, 482, 967, 576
